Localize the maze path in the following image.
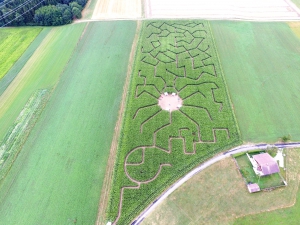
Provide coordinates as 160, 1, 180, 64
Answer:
110, 21, 240, 225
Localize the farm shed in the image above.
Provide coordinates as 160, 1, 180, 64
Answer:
252, 153, 280, 176
247, 183, 260, 193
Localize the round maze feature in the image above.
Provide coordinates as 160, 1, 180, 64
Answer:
158, 93, 183, 112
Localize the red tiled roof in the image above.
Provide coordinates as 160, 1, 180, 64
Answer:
253, 153, 280, 175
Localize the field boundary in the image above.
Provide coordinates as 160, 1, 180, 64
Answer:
95, 20, 142, 225
0, 89, 50, 181
133, 143, 300, 224
0, 28, 48, 96
208, 22, 241, 138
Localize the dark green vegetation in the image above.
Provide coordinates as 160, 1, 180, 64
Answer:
0, 21, 137, 224
108, 20, 241, 224
0, 27, 42, 80
34, 1, 85, 26
281, 135, 291, 143
235, 153, 284, 189
0, 0, 87, 27
211, 21, 300, 143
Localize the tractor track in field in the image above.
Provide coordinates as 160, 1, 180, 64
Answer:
132, 142, 300, 225
95, 20, 142, 225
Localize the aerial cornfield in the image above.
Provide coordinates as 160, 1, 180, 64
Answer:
108, 20, 241, 224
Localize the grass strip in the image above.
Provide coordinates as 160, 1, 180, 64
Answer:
0, 28, 50, 96
0, 89, 50, 181
0, 27, 42, 80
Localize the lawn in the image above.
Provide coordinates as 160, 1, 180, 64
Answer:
235, 154, 284, 189
210, 21, 300, 143
108, 20, 241, 224
142, 148, 300, 225
234, 151, 300, 224
0, 21, 137, 224
0, 27, 42, 80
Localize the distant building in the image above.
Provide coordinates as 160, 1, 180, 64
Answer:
247, 183, 260, 193
252, 153, 280, 176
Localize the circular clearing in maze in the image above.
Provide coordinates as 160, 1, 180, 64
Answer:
158, 92, 183, 112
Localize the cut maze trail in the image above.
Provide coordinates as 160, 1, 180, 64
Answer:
109, 21, 240, 225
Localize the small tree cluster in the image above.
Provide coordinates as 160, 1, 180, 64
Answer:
281, 135, 291, 143
0, 0, 87, 26
34, 1, 83, 26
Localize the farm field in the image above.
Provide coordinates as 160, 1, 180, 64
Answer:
142, 148, 300, 225
0, 23, 86, 144
92, 0, 141, 19
81, 0, 99, 19
0, 28, 50, 96
211, 21, 300, 143
145, 0, 300, 20
108, 20, 241, 224
0, 21, 137, 224
0, 27, 42, 80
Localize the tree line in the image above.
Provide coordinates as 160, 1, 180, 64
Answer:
0, 0, 87, 26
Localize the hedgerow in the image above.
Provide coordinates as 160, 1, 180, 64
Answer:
107, 20, 241, 224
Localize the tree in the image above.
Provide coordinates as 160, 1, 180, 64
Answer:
70, 2, 82, 19
1, 0, 86, 26
34, 5, 63, 26
281, 135, 291, 143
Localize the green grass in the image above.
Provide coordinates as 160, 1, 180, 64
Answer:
234, 150, 300, 225
0, 27, 42, 80
0, 23, 86, 143
108, 20, 241, 224
235, 154, 284, 189
0, 21, 137, 224
0, 28, 50, 95
211, 21, 300, 143
142, 148, 300, 225
0, 89, 50, 180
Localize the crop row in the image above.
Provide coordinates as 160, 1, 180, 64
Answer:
107, 20, 241, 224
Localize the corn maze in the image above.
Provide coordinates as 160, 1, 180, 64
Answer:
108, 20, 241, 224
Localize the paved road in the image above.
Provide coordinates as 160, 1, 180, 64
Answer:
132, 142, 300, 225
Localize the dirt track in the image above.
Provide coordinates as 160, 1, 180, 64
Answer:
92, 0, 142, 19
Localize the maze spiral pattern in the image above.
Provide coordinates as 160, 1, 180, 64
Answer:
109, 21, 241, 225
